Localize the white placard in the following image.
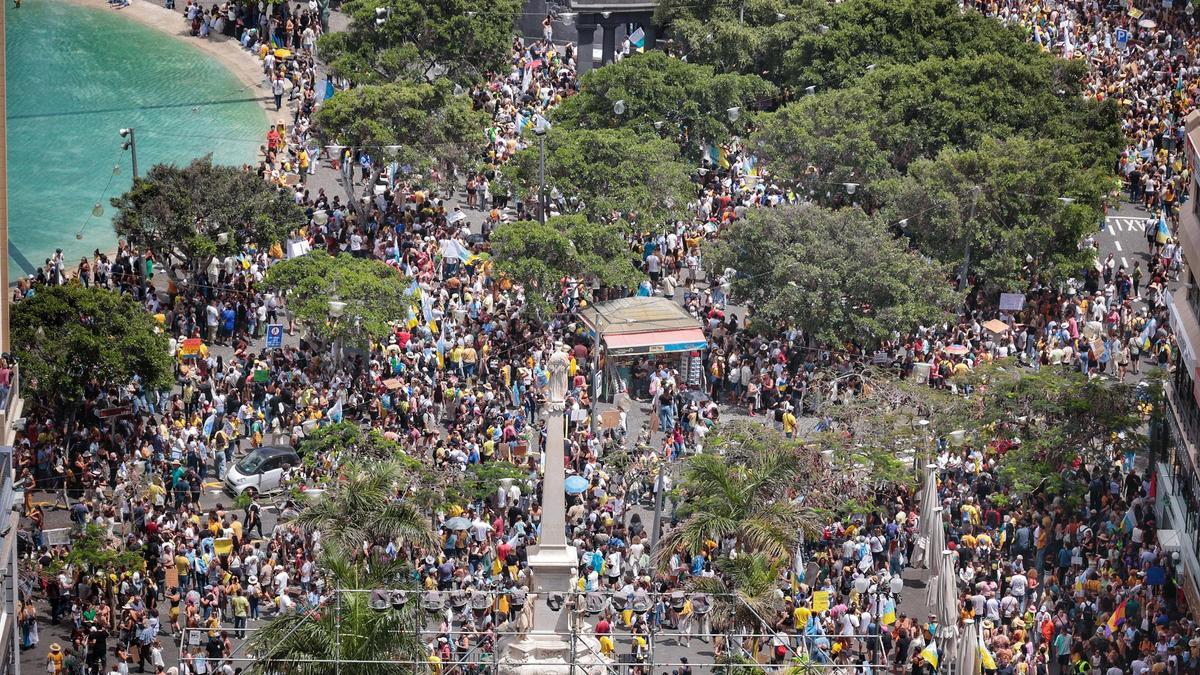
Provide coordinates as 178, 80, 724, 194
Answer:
998, 292, 1026, 312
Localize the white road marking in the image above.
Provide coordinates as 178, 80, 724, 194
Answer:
1122, 257, 1129, 268
1114, 240, 1122, 251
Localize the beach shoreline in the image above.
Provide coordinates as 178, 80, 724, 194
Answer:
30, 0, 277, 282
63, 0, 276, 120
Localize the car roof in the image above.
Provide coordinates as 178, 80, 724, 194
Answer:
252, 446, 299, 458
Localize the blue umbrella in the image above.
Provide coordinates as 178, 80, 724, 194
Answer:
564, 475, 589, 495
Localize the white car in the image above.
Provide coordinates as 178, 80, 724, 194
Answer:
224, 446, 300, 497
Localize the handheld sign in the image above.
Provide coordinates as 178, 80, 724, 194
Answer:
266, 324, 284, 349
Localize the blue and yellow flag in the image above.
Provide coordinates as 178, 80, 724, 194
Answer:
980, 643, 997, 670
919, 643, 938, 668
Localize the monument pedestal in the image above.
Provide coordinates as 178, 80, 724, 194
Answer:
501, 349, 607, 674
498, 546, 608, 673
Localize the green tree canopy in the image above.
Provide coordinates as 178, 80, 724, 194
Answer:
491, 215, 642, 316
314, 79, 487, 173
109, 156, 303, 280
749, 89, 897, 191
317, 0, 521, 85
708, 205, 961, 345
961, 364, 1143, 495
662, 422, 843, 569
852, 54, 1119, 171
264, 252, 411, 348
291, 461, 437, 555
780, 0, 1034, 89
874, 136, 1108, 293
245, 552, 425, 675
551, 51, 776, 153
502, 127, 694, 225
653, 0, 827, 80
752, 53, 1120, 186
12, 285, 172, 411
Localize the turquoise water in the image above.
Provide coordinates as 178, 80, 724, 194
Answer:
6, 0, 268, 280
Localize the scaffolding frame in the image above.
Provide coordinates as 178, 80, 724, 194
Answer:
178, 587, 890, 673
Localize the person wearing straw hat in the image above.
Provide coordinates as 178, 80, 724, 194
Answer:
46, 643, 64, 675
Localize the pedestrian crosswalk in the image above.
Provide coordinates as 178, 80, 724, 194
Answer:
1106, 216, 1153, 235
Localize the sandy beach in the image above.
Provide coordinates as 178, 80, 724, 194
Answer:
42, 0, 278, 271
63, 0, 276, 120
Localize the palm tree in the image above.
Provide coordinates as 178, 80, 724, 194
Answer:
659, 423, 824, 563
243, 553, 428, 675
290, 460, 436, 557
690, 552, 787, 636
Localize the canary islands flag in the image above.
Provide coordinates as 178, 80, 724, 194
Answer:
1156, 215, 1170, 245
919, 643, 939, 668
980, 643, 997, 670
628, 27, 645, 52
1105, 598, 1128, 637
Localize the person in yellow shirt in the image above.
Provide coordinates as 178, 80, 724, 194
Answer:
678, 598, 695, 647
793, 604, 811, 631
961, 498, 980, 526
598, 634, 615, 656
298, 148, 310, 180
46, 644, 64, 675
782, 407, 798, 438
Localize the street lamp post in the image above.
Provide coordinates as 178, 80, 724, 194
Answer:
533, 115, 551, 226
958, 185, 982, 294
328, 299, 346, 369
120, 128, 139, 178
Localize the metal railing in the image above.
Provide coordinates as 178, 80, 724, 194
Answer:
176, 588, 888, 674
0, 363, 20, 448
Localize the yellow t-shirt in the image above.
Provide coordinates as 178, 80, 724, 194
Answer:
794, 606, 811, 628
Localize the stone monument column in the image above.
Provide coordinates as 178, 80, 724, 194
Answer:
500, 345, 604, 674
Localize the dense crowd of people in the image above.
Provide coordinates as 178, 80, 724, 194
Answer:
12, 0, 1200, 672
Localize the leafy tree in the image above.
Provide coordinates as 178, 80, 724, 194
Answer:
490, 215, 642, 316
299, 421, 412, 464
708, 206, 961, 346
291, 461, 436, 556
551, 51, 776, 154
12, 285, 172, 411
502, 127, 694, 224
245, 552, 426, 675
66, 524, 145, 574
662, 422, 832, 564
264, 252, 412, 349
852, 54, 1119, 172
459, 462, 529, 504
653, 0, 826, 81
874, 136, 1109, 293
110, 157, 303, 281
779, 0, 1033, 89
314, 79, 487, 174
961, 364, 1143, 495
689, 553, 787, 637
756, 53, 1118, 184
317, 0, 521, 85
749, 89, 897, 192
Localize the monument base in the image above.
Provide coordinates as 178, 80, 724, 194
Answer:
498, 631, 608, 675
498, 544, 608, 674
